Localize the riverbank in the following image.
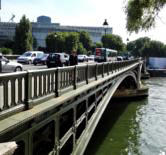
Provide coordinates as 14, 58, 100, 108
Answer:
148, 69, 166, 77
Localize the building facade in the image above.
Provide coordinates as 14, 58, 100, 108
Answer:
0, 16, 113, 47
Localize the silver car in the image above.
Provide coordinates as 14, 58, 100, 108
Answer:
1, 56, 23, 72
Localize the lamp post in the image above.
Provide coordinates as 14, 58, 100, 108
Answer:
103, 19, 109, 62
103, 19, 109, 36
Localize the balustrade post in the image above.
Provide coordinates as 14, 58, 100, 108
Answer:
107, 63, 109, 75
0, 60, 2, 73
55, 68, 59, 97
102, 63, 104, 78
117, 62, 119, 71
24, 71, 33, 110
95, 64, 98, 80
114, 62, 117, 72
73, 66, 77, 89
112, 63, 114, 73
86, 64, 89, 84
0, 53, 2, 73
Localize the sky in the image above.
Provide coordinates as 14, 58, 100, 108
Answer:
1, 0, 166, 44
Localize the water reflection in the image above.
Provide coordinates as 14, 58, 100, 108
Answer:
85, 78, 166, 155
85, 98, 147, 155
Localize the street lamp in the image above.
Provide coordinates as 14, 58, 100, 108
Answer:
103, 19, 109, 36
103, 19, 109, 62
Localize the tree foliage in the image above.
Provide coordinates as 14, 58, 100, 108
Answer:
127, 37, 151, 56
2, 40, 15, 50
65, 32, 79, 53
46, 32, 67, 52
95, 42, 103, 48
79, 31, 92, 51
101, 34, 125, 51
127, 37, 166, 57
33, 37, 38, 50
126, 0, 166, 32
0, 47, 13, 54
46, 31, 92, 54
14, 15, 33, 54
77, 42, 87, 54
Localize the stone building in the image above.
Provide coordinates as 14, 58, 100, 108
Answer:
0, 16, 113, 47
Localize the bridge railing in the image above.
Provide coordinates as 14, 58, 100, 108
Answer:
0, 59, 139, 119
0, 72, 27, 119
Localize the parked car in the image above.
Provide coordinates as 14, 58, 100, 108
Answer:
46, 53, 69, 68
33, 54, 49, 65
17, 51, 44, 64
0, 54, 23, 72
88, 55, 95, 61
78, 55, 88, 62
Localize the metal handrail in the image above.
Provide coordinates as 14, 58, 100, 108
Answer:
0, 59, 140, 119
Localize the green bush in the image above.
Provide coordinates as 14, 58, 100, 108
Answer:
0, 48, 13, 55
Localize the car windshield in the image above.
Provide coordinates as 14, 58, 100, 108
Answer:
22, 52, 32, 57
78, 55, 85, 58
2, 56, 9, 62
41, 54, 48, 59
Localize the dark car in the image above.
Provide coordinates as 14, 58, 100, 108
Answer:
46, 53, 63, 68
33, 54, 49, 65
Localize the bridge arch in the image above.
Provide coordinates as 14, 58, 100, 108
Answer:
115, 71, 138, 90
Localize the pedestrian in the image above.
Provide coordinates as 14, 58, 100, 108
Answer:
69, 51, 78, 84
69, 50, 78, 66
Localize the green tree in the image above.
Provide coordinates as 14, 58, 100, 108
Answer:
2, 40, 15, 50
46, 33, 57, 52
46, 32, 66, 52
33, 37, 38, 50
79, 31, 92, 51
65, 32, 79, 53
95, 42, 103, 48
14, 15, 33, 54
127, 37, 166, 57
77, 42, 87, 54
126, 0, 166, 32
127, 37, 151, 57
142, 40, 166, 57
101, 34, 125, 51
0, 47, 13, 54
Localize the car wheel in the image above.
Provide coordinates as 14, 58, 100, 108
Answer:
15, 67, 22, 72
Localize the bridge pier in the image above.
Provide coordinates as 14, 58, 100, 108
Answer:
137, 62, 142, 89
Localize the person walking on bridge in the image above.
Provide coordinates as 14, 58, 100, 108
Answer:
69, 50, 78, 66
69, 50, 78, 84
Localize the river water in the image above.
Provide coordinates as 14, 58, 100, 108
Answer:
85, 77, 166, 155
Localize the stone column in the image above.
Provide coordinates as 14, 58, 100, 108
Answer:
137, 62, 142, 89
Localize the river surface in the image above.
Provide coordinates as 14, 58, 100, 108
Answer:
85, 77, 166, 155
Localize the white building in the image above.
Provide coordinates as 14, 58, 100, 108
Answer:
0, 16, 113, 47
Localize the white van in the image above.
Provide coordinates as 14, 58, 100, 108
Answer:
17, 51, 44, 64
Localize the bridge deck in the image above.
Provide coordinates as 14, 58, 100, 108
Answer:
0, 60, 142, 155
